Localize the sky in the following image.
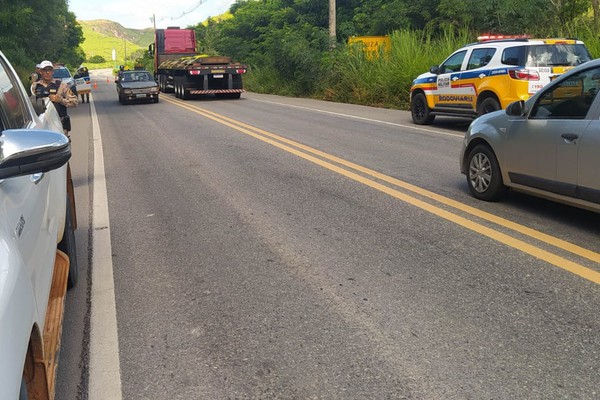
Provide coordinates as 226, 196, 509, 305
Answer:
68, 0, 237, 30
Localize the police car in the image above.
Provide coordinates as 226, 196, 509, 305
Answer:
410, 36, 593, 124
52, 63, 75, 87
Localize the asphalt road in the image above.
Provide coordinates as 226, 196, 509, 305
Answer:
57, 70, 599, 399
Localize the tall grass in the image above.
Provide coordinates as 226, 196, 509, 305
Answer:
317, 28, 473, 109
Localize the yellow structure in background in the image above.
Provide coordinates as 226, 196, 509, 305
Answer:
348, 36, 391, 59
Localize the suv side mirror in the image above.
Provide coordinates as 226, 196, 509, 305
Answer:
506, 100, 526, 116
429, 66, 440, 75
0, 129, 70, 179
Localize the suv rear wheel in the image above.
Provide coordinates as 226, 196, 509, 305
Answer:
477, 97, 501, 116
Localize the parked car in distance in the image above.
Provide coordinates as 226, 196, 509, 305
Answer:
52, 64, 76, 87
0, 50, 76, 399
460, 58, 600, 213
411, 36, 593, 125
116, 70, 159, 104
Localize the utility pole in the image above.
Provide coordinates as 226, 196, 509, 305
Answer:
329, 0, 336, 49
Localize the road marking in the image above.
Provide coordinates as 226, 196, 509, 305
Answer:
89, 95, 123, 400
164, 96, 600, 285
249, 97, 465, 138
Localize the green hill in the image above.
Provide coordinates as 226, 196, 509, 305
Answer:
78, 20, 154, 69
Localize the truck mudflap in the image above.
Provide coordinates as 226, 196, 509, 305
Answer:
189, 89, 245, 95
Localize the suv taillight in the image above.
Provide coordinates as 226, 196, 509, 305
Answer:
509, 69, 540, 81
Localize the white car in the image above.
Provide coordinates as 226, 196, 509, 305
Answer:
52, 65, 75, 87
0, 51, 76, 399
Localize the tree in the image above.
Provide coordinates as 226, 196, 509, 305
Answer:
0, 0, 85, 75
594, 0, 600, 35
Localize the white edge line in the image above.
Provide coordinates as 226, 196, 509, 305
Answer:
249, 98, 465, 138
88, 93, 123, 400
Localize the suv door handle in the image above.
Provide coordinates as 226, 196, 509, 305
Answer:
561, 133, 579, 142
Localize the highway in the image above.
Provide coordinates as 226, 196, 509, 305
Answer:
56, 70, 599, 399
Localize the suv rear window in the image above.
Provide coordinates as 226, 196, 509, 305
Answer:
502, 44, 592, 67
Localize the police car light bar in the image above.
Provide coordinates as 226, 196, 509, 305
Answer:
478, 34, 532, 41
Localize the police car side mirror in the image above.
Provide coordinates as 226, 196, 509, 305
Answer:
429, 66, 440, 75
506, 100, 526, 116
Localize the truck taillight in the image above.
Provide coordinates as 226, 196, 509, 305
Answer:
237, 69, 246, 74
509, 69, 540, 81
189, 70, 201, 75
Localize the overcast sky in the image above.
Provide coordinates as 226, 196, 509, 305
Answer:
68, 0, 237, 29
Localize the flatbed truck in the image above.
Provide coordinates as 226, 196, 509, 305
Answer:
149, 27, 248, 99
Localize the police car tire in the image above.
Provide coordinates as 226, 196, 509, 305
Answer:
477, 97, 501, 116
411, 93, 435, 125
466, 144, 506, 202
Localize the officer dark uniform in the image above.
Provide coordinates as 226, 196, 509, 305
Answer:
32, 60, 78, 135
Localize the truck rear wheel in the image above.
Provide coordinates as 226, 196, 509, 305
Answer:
181, 87, 190, 100
174, 80, 181, 98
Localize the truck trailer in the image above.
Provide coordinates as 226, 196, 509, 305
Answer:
150, 27, 248, 99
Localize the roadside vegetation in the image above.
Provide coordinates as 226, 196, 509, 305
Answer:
191, 0, 600, 110
3, 0, 600, 110
0, 0, 84, 85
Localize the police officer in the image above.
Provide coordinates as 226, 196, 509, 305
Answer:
74, 66, 90, 103
32, 60, 78, 134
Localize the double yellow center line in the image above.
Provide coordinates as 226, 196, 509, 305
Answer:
164, 96, 600, 285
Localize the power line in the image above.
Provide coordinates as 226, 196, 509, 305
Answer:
152, 0, 210, 23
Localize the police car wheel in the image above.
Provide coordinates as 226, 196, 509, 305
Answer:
477, 97, 501, 116
411, 93, 435, 125
466, 144, 506, 202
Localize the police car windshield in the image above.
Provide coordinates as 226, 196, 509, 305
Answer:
52, 68, 71, 79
